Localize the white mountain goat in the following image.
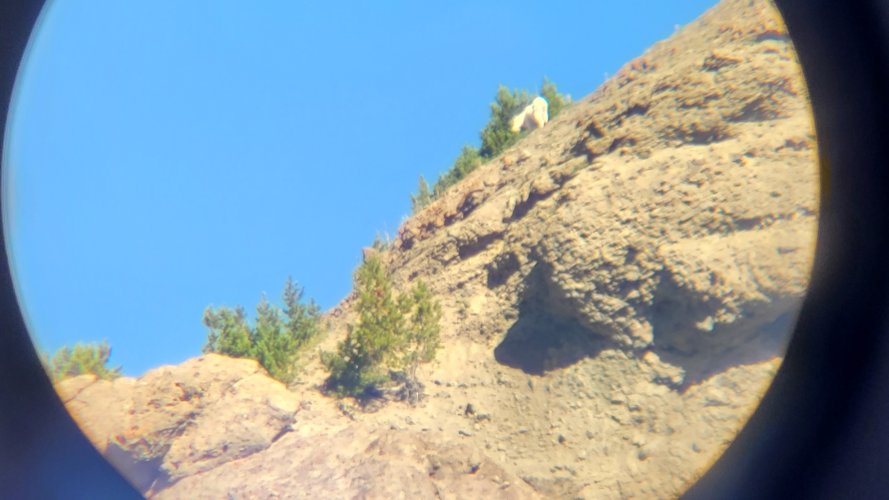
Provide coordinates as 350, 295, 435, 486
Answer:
510, 96, 549, 133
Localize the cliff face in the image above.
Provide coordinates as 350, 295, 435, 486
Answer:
58, 0, 818, 497
390, 0, 813, 374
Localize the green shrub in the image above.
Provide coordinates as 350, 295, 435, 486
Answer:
411, 80, 570, 213
323, 255, 441, 397
410, 175, 433, 212
203, 305, 253, 358
401, 280, 442, 380
540, 77, 571, 121
411, 146, 482, 214
479, 85, 532, 159
433, 146, 481, 198
323, 255, 403, 396
48, 341, 121, 381
203, 277, 321, 383
283, 277, 322, 348
251, 295, 295, 383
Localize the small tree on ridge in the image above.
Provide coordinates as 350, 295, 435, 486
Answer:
323, 255, 441, 398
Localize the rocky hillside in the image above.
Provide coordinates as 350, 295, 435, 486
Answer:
57, 0, 818, 497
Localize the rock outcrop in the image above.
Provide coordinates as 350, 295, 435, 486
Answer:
161, 425, 540, 499
56, 355, 299, 495
58, 0, 818, 497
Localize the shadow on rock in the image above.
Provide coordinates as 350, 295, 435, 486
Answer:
652, 310, 796, 391
494, 300, 611, 375
494, 261, 614, 375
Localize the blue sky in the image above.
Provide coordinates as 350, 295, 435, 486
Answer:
4, 0, 718, 376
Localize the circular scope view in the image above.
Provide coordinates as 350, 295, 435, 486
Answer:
4, 0, 817, 497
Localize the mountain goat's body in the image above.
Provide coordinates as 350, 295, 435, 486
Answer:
510, 96, 549, 132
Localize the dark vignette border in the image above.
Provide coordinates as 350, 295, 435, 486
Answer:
0, 1, 888, 498
688, 0, 889, 498
0, 1, 140, 497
